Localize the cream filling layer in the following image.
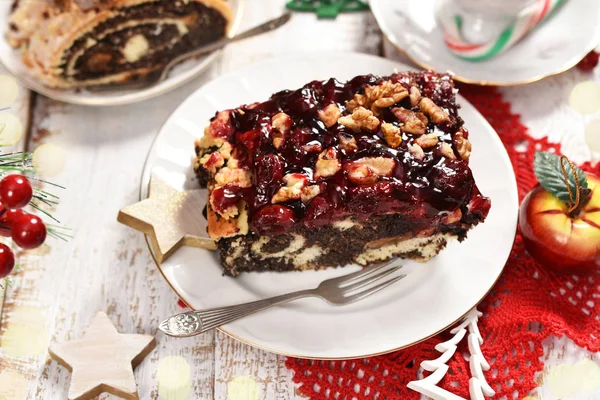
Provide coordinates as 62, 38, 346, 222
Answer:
355, 233, 452, 265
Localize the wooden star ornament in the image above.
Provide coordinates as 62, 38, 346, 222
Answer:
117, 173, 216, 263
49, 312, 156, 400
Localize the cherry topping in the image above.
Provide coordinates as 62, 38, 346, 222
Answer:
577, 51, 600, 71
11, 214, 47, 249
347, 182, 394, 214
0, 243, 15, 279
429, 160, 474, 206
251, 205, 296, 236
205, 71, 491, 235
211, 185, 245, 214
0, 174, 33, 209
283, 88, 318, 116
304, 196, 332, 228
0, 208, 26, 237
209, 111, 235, 139
254, 154, 284, 188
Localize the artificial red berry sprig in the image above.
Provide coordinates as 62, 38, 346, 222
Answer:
0, 172, 67, 281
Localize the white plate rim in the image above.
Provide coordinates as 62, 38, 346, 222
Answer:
139, 52, 519, 359
370, 0, 600, 86
0, 0, 245, 106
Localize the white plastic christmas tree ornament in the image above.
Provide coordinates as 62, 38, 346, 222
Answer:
407, 308, 495, 400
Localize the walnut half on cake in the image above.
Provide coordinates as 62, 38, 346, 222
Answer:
7, 0, 232, 88
194, 71, 491, 276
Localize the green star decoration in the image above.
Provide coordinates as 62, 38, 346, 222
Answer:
286, 0, 369, 19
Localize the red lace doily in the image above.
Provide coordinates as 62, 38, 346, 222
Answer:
285, 85, 600, 399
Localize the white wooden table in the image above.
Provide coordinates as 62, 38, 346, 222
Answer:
1, 1, 600, 399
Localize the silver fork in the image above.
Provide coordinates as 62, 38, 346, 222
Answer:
87, 12, 292, 92
159, 261, 405, 337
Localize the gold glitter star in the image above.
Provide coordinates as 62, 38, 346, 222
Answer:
49, 312, 156, 400
117, 173, 216, 263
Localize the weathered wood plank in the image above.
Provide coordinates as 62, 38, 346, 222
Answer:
0, 66, 227, 398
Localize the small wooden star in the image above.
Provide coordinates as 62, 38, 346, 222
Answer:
49, 312, 156, 400
117, 173, 216, 263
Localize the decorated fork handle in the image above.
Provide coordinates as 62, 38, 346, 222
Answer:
159, 289, 316, 337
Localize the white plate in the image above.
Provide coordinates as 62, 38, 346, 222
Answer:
0, 0, 244, 106
371, 0, 600, 85
142, 53, 518, 359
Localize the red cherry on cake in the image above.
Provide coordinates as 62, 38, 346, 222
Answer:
0, 243, 15, 279
304, 196, 332, 228
254, 154, 284, 187
11, 214, 47, 249
520, 152, 600, 273
252, 205, 296, 236
0, 174, 33, 209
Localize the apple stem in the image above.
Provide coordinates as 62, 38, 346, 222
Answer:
560, 156, 583, 216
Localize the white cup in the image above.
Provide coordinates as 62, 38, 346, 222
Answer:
452, 0, 537, 43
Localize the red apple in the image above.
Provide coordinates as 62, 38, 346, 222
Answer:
520, 173, 600, 273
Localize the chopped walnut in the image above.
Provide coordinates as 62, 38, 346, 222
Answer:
315, 147, 342, 179
443, 209, 462, 224
214, 167, 252, 188
346, 80, 408, 115
409, 86, 422, 107
338, 106, 380, 132
392, 107, 428, 135
381, 122, 402, 148
301, 185, 321, 203
456, 132, 472, 160
346, 94, 367, 112
318, 104, 342, 128
272, 131, 285, 149
415, 133, 439, 149
409, 144, 424, 160
272, 173, 308, 203
419, 98, 450, 125
345, 157, 395, 185
439, 142, 457, 160
272, 112, 292, 134
338, 134, 358, 153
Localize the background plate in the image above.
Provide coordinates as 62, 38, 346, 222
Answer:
142, 53, 518, 359
370, 0, 600, 85
0, 0, 243, 106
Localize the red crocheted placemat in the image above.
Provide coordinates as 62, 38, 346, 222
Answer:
285, 84, 600, 399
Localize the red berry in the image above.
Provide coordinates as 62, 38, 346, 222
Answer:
177, 299, 188, 309
0, 243, 15, 279
0, 174, 33, 209
254, 154, 284, 187
251, 205, 296, 236
577, 51, 600, 71
0, 208, 26, 237
304, 196, 332, 228
11, 214, 46, 249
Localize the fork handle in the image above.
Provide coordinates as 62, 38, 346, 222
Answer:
161, 13, 292, 79
159, 289, 316, 337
